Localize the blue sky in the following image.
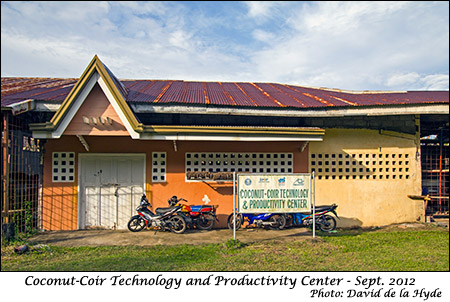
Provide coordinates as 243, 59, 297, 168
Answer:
1, 1, 449, 91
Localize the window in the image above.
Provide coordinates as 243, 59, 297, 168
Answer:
152, 152, 167, 182
52, 152, 75, 182
310, 152, 412, 180
185, 152, 293, 181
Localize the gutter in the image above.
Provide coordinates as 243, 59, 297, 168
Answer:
5, 99, 36, 115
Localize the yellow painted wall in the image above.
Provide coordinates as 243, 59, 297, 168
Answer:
309, 128, 423, 227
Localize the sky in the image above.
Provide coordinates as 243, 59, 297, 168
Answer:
1, 1, 449, 91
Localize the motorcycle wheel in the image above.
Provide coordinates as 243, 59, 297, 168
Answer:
127, 216, 146, 232
284, 214, 294, 228
196, 214, 215, 230
268, 214, 287, 230
169, 215, 187, 234
227, 213, 243, 230
318, 215, 337, 232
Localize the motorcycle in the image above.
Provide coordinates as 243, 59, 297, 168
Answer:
285, 204, 339, 232
127, 194, 187, 234
168, 196, 219, 230
227, 211, 286, 230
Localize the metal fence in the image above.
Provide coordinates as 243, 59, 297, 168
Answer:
2, 111, 43, 234
421, 139, 449, 217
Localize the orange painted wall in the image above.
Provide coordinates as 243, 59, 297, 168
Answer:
42, 136, 84, 230
41, 136, 309, 230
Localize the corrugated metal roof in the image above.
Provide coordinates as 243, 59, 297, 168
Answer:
1, 77, 78, 106
2, 76, 448, 109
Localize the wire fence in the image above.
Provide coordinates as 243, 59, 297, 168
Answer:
2, 112, 43, 235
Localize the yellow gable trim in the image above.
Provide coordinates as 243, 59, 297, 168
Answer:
31, 55, 142, 134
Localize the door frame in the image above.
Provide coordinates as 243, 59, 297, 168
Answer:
77, 153, 146, 229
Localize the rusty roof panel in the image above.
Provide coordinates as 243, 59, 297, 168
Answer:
123, 80, 160, 103
184, 82, 205, 104
133, 80, 170, 103
255, 83, 305, 107
158, 81, 187, 103
1, 78, 77, 104
236, 83, 276, 107
2, 77, 448, 110
219, 82, 256, 106
205, 82, 234, 106
275, 84, 327, 107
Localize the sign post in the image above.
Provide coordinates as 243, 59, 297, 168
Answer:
312, 171, 315, 238
233, 172, 236, 241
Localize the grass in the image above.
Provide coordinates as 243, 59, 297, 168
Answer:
1, 225, 448, 271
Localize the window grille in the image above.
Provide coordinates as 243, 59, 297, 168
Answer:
52, 152, 75, 182
185, 152, 293, 181
310, 152, 411, 180
152, 152, 167, 182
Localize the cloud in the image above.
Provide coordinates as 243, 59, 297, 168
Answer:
249, 1, 449, 90
244, 1, 285, 19
386, 73, 421, 88
252, 29, 276, 43
1, 1, 448, 91
419, 74, 450, 91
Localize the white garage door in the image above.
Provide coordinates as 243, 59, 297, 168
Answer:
79, 154, 145, 229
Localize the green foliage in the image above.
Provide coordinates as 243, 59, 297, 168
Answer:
223, 238, 247, 249
11, 200, 38, 237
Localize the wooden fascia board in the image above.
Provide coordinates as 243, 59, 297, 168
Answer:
142, 125, 325, 136
49, 56, 98, 128
94, 58, 143, 132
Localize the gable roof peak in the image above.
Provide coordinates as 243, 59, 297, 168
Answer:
29, 54, 142, 138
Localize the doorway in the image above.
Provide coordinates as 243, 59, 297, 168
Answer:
78, 154, 145, 229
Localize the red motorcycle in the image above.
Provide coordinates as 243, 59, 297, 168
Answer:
168, 196, 219, 230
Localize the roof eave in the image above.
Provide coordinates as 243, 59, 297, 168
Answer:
130, 102, 450, 117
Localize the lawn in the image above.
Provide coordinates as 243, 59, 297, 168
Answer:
1, 225, 448, 271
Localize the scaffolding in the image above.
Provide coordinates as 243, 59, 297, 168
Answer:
2, 111, 43, 234
421, 133, 449, 218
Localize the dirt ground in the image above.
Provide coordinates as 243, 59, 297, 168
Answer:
26, 219, 448, 247
27, 227, 313, 247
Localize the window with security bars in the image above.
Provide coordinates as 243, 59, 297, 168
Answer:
185, 152, 293, 181
152, 152, 167, 182
52, 152, 75, 182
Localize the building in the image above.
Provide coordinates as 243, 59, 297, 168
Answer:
1, 55, 448, 231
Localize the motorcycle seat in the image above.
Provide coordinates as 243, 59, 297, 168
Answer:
314, 206, 333, 212
155, 206, 178, 215
294, 206, 333, 214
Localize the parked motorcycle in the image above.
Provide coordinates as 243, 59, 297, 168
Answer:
127, 194, 187, 234
227, 211, 286, 230
285, 204, 339, 232
168, 196, 218, 230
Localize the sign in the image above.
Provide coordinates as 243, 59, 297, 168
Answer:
237, 174, 312, 213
